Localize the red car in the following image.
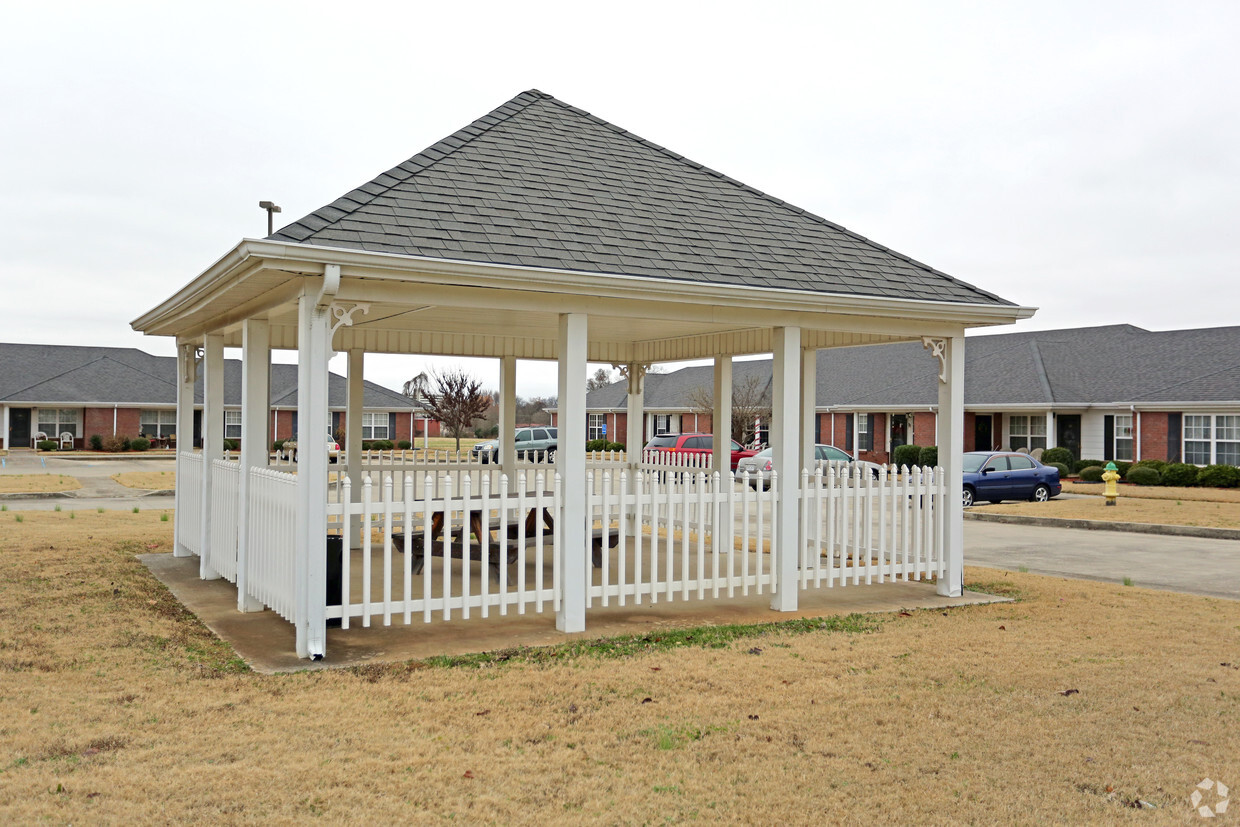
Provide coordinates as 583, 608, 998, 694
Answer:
642, 433, 759, 471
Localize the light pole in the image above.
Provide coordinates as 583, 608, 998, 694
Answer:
259, 200, 282, 236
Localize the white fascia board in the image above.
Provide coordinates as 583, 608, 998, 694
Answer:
133, 239, 1036, 334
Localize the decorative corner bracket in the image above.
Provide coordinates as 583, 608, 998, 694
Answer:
614, 362, 650, 395
180, 343, 203, 384
922, 337, 948, 384
329, 302, 370, 338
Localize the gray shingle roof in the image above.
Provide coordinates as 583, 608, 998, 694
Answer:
271, 90, 1016, 307
0, 343, 418, 410
585, 325, 1240, 410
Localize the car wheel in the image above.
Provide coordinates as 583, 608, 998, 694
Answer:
962, 486, 975, 508
546, 449, 556, 463
1032, 484, 1051, 503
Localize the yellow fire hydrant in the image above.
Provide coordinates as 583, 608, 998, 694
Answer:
1102, 461, 1120, 506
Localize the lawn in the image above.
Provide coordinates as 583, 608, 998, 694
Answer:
0, 511, 1236, 822
982, 483, 1240, 529
110, 471, 175, 490
0, 474, 80, 494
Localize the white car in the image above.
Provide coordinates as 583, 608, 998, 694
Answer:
735, 444, 882, 489
283, 434, 340, 463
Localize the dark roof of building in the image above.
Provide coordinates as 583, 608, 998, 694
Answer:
585, 325, 1240, 410
270, 90, 1015, 308
0, 343, 418, 410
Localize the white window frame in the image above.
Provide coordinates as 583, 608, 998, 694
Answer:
588, 413, 605, 441
857, 413, 870, 452
1184, 413, 1240, 466
1009, 415, 1047, 452
37, 408, 81, 438
362, 411, 388, 440
653, 414, 674, 436
1114, 414, 1134, 462
140, 409, 177, 439
224, 410, 242, 440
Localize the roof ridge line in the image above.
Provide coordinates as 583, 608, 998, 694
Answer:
6, 355, 111, 399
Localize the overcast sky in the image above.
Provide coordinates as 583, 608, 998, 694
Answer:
2, 1, 1236, 398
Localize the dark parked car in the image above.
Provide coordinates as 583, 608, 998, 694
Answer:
962, 451, 1061, 507
643, 433, 758, 471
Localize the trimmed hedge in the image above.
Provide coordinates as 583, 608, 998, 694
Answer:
90, 434, 104, 451
1197, 464, 1240, 488
892, 444, 922, 469
1079, 465, 1105, 482
272, 439, 286, 452
397, 440, 412, 450
1048, 462, 1070, 480
1040, 447, 1074, 467
1131, 459, 1168, 474
1125, 465, 1160, 486
1074, 458, 1106, 474
918, 446, 938, 468
37, 440, 59, 451
1161, 462, 1199, 487
129, 437, 151, 452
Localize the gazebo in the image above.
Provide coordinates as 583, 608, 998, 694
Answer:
132, 90, 1032, 659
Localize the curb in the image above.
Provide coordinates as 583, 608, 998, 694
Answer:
0, 491, 73, 500
964, 510, 1240, 541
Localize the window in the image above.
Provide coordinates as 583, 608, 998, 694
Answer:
653, 414, 674, 435
1114, 414, 1133, 461
588, 413, 605, 441
1008, 415, 1047, 452
224, 410, 242, 439
1185, 414, 1240, 466
361, 412, 388, 440
857, 414, 871, 451
1008, 455, 1035, 470
140, 409, 177, 439
37, 408, 80, 438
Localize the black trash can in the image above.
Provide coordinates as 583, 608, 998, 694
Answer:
325, 534, 343, 628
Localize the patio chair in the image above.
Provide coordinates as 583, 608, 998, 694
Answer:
59, 432, 74, 450
33, 431, 48, 448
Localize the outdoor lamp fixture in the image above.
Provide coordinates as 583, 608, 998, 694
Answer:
258, 200, 282, 235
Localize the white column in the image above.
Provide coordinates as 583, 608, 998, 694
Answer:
801, 348, 817, 471
346, 348, 364, 549
236, 319, 269, 612
770, 326, 801, 611
200, 333, 224, 580
1, 406, 8, 451
294, 294, 331, 659
499, 355, 517, 472
937, 336, 965, 597
625, 367, 645, 465
1045, 411, 1055, 451
556, 313, 588, 633
173, 342, 197, 558
711, 356, 732, 474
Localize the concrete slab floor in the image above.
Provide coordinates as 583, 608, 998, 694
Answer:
140, 553, 1008, 674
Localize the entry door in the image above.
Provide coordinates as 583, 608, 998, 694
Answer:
974, 415, 993, 452
890, 414, 908, 450
10, 408, 31, 447
1056, 415, 1081, 460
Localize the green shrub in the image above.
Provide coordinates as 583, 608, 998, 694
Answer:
892, 444, 922, 469
1131, 458, 1168, 474
272, 439, 286, 452
1196, 464, 1240, 488
1078, 465, 1105, 482
222, 439, 239, 451
397, 440, 412, 450
129, 437, 151, 452
1125, 465, 1160, 486
1113, 461, 1132, 478
1160, 462, 1199, 487
361, 440, 374, 451
586, 439, 609, 452
1048, 462, 1070, 480
1040, 447, 1074, 467
607, 441, 625, 452
1074, 458, 1105, 474
102, 434, 128, 452
89, 434, 104, 451
37, 440, 58, 451
918, 446, 938, 468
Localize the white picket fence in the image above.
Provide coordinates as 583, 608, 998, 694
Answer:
176, 451, 202, 556
246, 467, 299, 622
208, 459, 240, 583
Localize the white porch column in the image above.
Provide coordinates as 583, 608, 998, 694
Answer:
199, 333, 224, 580
556, 313, 588, 633
499, 355, 517, 472
625, 364, 646, 465
236, 319, 269, 611
770, 326, 801, 611
712, 356, 732, 475
801, 348, 817, 471
346, 348, 365, 549
173, 342, 198, 558
934, 335, 965, 597
294, 293, 332, 659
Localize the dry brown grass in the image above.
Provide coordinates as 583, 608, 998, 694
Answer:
1063, 481, 1240, 503
1, 511, 1237, 822
110, 471, 175, 490
0, 474, 81, 494
980, 496, 1240, 529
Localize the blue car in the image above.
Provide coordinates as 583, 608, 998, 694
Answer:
961, 451, 1061, 507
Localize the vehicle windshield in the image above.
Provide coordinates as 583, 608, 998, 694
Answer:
961, 454, 989, 473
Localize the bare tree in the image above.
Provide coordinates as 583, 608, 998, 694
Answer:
586, 367, 614, 391
422, 369, 492, 449
685, 373, 772, 445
